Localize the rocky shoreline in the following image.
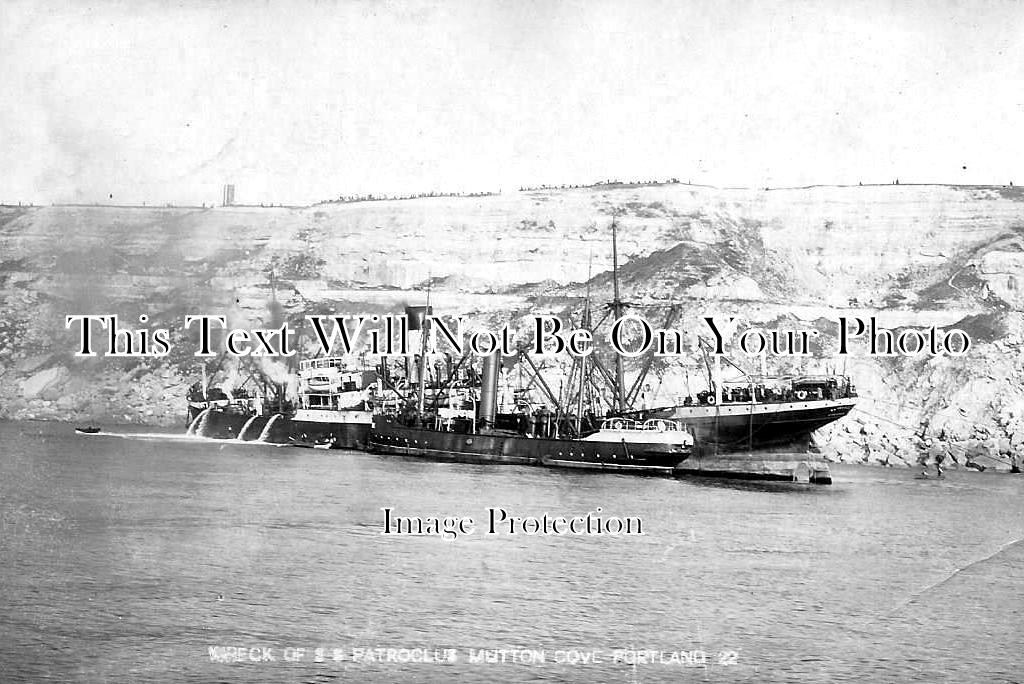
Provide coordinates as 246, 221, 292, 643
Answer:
3, 353, 1020, 472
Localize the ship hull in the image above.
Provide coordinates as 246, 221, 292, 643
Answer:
185, 408, 371, 448
366, 417, 688, 475
628, 398, 854, 483
187, 408, 253, 440
368, 401, 847, 482
642, 398, 856, 453
288, 409, 372, 449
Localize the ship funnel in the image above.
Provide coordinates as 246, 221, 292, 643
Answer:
477, 351, 500, 428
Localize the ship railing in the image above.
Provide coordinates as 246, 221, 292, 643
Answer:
680, 381, 856, 406
299, 357, 347, 371
600, 418, 640, 431
642, 419, 680, 432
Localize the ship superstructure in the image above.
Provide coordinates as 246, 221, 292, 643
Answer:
289, 356, 374, 448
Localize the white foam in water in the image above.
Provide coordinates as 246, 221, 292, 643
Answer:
256, 414, 282, 442
184, 409, 208, 436
238, 415, 260, 441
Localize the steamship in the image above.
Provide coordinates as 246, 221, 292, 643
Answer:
364, 218, 852, 483
366, 345, 848, 482
367, 350, 696, 476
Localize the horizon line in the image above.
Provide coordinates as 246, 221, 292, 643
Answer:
1, 179, 1019, 211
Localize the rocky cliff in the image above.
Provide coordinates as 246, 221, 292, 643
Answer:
1, 182, 1021, 469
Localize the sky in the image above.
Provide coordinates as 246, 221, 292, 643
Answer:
1, 0, 1022, 206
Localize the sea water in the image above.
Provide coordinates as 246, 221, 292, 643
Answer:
1, 420, 1021, 682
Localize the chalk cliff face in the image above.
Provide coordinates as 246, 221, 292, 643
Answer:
0, 183, 1021, 469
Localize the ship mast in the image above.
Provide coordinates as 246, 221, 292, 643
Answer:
416, 280, 432, 418
575, 249, 594, 433
611, 216, 626, 413
268, 268, 286, 412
